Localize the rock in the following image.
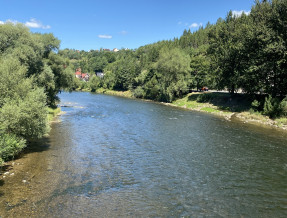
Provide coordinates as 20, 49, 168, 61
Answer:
22, 180, 27, 183
10, 173, 14, 176
3, 176, 6, 179
4, 172, 9, 175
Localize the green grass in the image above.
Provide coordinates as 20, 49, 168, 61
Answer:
96, 88, 134, 98
47, 107, 61, 122
200, 107, 220, 113
275, 118, 287, 127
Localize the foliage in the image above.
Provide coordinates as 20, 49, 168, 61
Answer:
263, 95, 282, 118
251, 100, 261, 111
0, 133, 26, 164
0, 57, 49, 138
133, 86, 145, 98
279, 97, 287, 117
0, 23, 70, 163
89, 75, 101, 92
158, 47, 191, 101
60, 0, 287, 118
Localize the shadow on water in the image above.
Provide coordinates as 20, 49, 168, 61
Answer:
22, 137, 51, 156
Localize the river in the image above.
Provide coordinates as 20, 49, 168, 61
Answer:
0, 92, 287, 217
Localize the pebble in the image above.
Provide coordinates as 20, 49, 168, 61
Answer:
22, 180, 27, 183
10, 173, 14, 176
4, 172, 9, 175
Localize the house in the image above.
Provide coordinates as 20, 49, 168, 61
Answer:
75, 68, 90, 81
81, 73, 90, 81
75, 71, 82, 79
96, 72, 104, 78
113, 48, 119, 52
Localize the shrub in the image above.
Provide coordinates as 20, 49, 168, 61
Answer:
0, 133, 26, 164
251, 100, 260, 111
279, 97, 287, 117
263, 95, 282, 118
133, 86, 145, 98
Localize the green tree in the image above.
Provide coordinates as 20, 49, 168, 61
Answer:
155, 47, 191, 101
0, 57, 49, 139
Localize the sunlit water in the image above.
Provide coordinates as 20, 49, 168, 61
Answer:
0, 92, 286, 217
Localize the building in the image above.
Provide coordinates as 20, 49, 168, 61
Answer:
96, 72, 104, 78
75, 68, 90, 81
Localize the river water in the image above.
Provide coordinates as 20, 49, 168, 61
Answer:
0, 92, 287, 217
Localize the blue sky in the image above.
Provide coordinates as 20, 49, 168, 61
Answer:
1, 0, 254, 51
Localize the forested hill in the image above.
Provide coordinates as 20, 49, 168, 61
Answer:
62, 0, 287, 103
0, 23, 74, 164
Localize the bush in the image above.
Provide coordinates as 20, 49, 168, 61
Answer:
0, 133, 26, 165
0, 88, 49, 139
263, 95, 282, 118
279, 97, 287, 117
133, 86, 145, 98
89, 76, 101, 92
251, 99, 260, 111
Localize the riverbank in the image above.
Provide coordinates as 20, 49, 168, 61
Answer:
1, 91, 287, 217
0, 107, 62, 168
92, 89, 287, 131
95, 88, 134, 98
171, 92, 287, 130
47, 107, 62, 122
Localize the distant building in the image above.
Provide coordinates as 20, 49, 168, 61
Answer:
113, 48, 119, 52
103, 49, 110, 51
75, 71, 82, 79
75, 68, 90, 81
96, 72, 104, 78
81, 73, 90, 81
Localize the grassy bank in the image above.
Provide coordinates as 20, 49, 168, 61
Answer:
95, 88, 134, 98
171, 92, 287, 130
76, 88, 287, 130
47, 107, 62, 122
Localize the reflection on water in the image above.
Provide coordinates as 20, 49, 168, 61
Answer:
0, 92, 287, 217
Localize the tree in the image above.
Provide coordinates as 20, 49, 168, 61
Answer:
208, 11, 252, 94
0, 57, 49, 139
155, 47, 191, 101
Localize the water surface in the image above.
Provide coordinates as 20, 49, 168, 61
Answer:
0, 92, 286, 217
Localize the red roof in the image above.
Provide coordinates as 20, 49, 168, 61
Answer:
75, 71, 81, 75
81, 73, 87, 77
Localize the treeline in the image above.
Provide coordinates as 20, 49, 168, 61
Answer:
64, 0, 286, 99
62, 0, 286, 117
0, 23, 74, 165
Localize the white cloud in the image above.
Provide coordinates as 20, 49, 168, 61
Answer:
178, 21, 203, 29
98, 34, 112, 39
25, 18, 51, 29
232, 10, 250, 17
2, 19, 19, 25
189, 23, 203, 28
120, 30, 128, 35
0, 18, 51, 29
